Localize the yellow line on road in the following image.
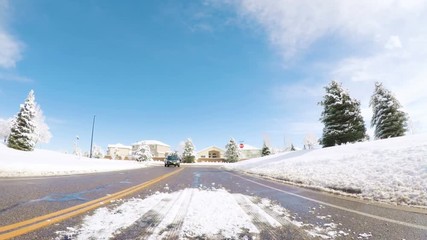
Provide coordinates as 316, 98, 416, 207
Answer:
0, 168, 183, 240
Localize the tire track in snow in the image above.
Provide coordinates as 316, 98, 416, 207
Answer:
138, 189, 189, 240
146, 189, 196, 239
110, 194, 173, 239
234, 195, 313, 239
58, 188, 314, 240
234, 194, 282, 239
112, 190, 186, 239
162, 188, 195, 239
137, 190, 186, 239
253, 199, 315, 239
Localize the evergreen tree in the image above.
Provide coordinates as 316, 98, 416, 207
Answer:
0, 118, 13, 143
225, 138, 240, 163
91, 145, 104, 159
182, 138, 196, 163
261, 141, 271, 156
303, 133, 317, 150
370, 82, 408, 139
319, 81, 367, 147
133, 141, 153, 161
33, 104, 52, 144
7, 90, 37, 151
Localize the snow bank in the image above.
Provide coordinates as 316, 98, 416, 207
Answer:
227, 134, 427, 207
0, 144, 148, 177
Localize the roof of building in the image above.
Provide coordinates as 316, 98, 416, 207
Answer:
239, 144, 260, 150
107, 143, 132, 149
132, 140, 170, 147
197, 146, 225, 153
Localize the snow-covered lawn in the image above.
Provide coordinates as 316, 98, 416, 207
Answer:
0, 144, 149, 177
227, 134, 427, 207
0, 143, 229, 177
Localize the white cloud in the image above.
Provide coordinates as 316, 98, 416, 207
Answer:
228, 0, 427, 134
332, 36, 427, 133
384, 36, 402, 50
231, 0, 427, 58
0, 32, 21, 68
0, 72, 32, 82
0, 0, 22, 69
275, 82, 323, 102
189, 22, 214, 33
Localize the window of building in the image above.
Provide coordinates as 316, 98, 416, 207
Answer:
209, 151, 218, 158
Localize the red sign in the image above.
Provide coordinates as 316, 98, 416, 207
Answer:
239, 143, 244, 149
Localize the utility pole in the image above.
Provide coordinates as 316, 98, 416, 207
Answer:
74, 135, 80, 156
89, 115, 96, 158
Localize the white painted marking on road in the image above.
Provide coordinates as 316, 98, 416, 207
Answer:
230, 172, 427, 231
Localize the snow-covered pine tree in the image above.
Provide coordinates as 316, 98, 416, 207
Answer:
319, 81, 367, 147
225, 138, 240, 163
0, 118, 14, 143
370, 82, 408, 139
182, 138, 196, 163
92, 145, 104, 159
133, 141, 153, 161
34, 104, 52, 144
261, 141, 271, 156
7, 90, 37, 151
303, 133, 317, 150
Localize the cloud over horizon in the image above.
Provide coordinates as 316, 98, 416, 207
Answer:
0, 0, 22, 69
228, 0, 427, 134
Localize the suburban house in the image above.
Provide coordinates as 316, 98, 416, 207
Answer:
105, 140, 261, 162
132, 140, 171, 160
239, 144, 262, 160
106, 143, 132, 160
195, 144, 261, 162
196, 146, 225, 162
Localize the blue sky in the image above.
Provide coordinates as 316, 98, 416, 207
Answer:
1, 0, 426, 153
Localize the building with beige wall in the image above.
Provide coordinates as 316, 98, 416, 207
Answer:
239, 144, 262, 160
195, 144, 261, 162
132, 140, 171, 159
106, 143, 132, 160
196, 146, 225, 162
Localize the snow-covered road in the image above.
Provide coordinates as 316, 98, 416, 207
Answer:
51, 167, 427, 240
2, 133, 427, 240
2, 166, 424, 239
57, 187, 348, 239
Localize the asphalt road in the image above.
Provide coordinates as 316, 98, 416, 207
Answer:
0, 165, 426, 239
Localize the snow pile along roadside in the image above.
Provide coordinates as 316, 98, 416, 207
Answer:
0, 144, 148, 177
227, 134, 427, 207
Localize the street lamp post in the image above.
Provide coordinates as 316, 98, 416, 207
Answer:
74, 135, 80, 156
89, 115, 96, 158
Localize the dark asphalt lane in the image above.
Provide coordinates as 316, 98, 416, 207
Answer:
1, 165, 426, 239
0, 165, 175, 226
218, 169, 427, 239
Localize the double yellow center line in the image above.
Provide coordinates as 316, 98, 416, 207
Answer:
0, 168, 183, 239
